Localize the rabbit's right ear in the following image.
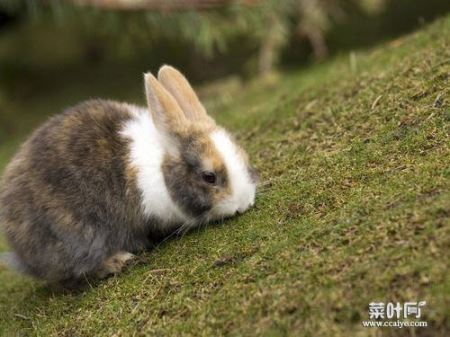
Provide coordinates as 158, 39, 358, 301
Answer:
144, 72, 189, 137
157, 65, 213, 125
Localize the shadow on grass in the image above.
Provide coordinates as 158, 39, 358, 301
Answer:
1, 211, 242, 295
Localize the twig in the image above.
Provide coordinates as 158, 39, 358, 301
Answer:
371, 95, 382, 110
14, 314, 31, 320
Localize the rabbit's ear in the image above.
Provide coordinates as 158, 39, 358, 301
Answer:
157, 65, 211, 123
144, 72, 189, 136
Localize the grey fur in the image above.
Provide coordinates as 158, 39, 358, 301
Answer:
0, 100, 153, 285
0, 252, 28, 273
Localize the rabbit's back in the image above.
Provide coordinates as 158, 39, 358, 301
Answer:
0, 99, 147, 282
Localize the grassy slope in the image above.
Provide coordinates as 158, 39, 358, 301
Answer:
0, 16, 449, 337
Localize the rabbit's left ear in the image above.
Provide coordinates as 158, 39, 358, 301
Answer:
144, 72, 189, 137
158, 65, 213, 124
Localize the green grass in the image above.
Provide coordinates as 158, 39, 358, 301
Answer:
1, 15, 449, 337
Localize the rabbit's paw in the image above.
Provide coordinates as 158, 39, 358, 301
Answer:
97, 251, 135, 279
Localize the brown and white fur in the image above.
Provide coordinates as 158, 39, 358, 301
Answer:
0, 65, 257, 286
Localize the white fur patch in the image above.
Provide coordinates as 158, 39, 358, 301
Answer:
210, 129, 256, 218
120, 105, 189, 229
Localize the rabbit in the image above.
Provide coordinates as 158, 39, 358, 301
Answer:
0, 65, 257, 286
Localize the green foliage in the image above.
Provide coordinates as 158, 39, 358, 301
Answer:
0, 0, 389, 73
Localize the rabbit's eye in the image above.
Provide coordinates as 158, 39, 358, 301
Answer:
201, 171, 217, 185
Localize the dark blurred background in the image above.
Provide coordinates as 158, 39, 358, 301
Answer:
0, 0, 449, 157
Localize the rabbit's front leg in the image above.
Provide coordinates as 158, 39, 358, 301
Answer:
96, 251, 135, 279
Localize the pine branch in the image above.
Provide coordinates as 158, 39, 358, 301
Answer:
71, 0, 257, 11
